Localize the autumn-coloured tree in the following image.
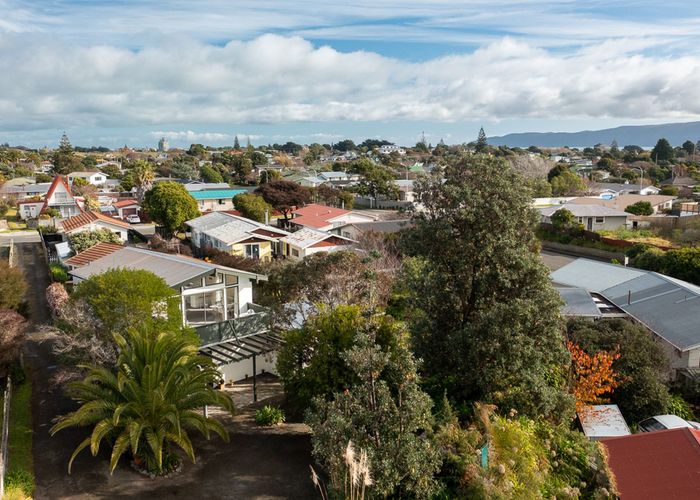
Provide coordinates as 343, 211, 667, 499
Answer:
568, 341, 621, 411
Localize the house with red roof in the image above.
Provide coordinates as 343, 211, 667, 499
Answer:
289, 203, 376, 231
17, 176, 83, 220
60, 210, 131, 242
603, 427, 700, 499
113, 198, 140, 219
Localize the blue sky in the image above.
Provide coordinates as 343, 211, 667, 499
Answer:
2, 0, 700, 148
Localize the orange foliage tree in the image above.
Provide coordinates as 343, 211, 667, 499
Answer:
568, 341, 621, 411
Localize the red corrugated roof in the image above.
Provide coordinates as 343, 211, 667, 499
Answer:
603, 428, 700, 499
63, 242, 123, 268
62, 210, 131, 232
291, 203, 349, 229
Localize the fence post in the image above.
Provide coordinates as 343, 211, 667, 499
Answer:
0, 376, 12, 498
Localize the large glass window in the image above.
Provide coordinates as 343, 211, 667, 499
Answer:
245, 244, 260, 259
226, 287, 239, 318
184, 290, 225, 325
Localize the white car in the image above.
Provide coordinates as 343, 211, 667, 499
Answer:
637, 414, 700, 432
125, 214, 141, 224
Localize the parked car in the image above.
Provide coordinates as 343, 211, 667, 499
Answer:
126, 214, 141, 224
637, 414, 700, 432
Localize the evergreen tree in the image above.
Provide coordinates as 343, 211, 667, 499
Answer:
233, 135, 241, 151
52, 132, 80, 175
475, 127, 488, 153
651, 138, 674, 162
401, 155, 573, 420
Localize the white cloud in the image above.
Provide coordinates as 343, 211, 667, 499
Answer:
3, 32, 700, 133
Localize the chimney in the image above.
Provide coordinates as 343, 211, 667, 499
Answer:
264, 209, 269, 226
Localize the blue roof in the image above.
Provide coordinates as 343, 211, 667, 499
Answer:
189, 189, 246, 200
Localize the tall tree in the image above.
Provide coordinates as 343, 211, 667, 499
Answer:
255, 180, 311, 222
307, 330, 440, 498
401, 155, 573, 420
130, 160, 156, 201
233, 135, 241, 151
0, 260, 27, 311
475, 127, 488, 153
651, 138, 674, 162
52, 132, 81, 175
143, 181, 200, 236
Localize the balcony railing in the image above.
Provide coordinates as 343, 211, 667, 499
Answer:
195, 304, 271, 347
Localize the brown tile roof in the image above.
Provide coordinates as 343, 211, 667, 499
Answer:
61, 210, 131, 232
603, 427, 700, 499
63, 242, 123, 268
113, 198, 139, 208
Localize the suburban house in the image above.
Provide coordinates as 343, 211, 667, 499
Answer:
280, 227, 355, 260
183, 181, 232, 192
551, 258, 700, 382
568, 194, 676, 214
539, 204, 629, 231
186, 212, 289, 260
67, 245, 278, 383
331, 219, 412, 240
17, 176, 83, 220
67, 171, 108, 186
289, 203, 376, 231
394, 179, 416, 203
587, 182, 661, 197
661, 176, 697, 190
60, 210, 131, 243
0, 181, 51, 202
188, 188, 247, 212
603, 428, 700, 499
113, 199, 140, 219
318, 171, 360, 187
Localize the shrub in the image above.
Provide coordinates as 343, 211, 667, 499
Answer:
254, 406, 285, 426
625, 201, 653, 216
48, 263, 68, 283
0, 261, 28, 311
668, 394, 695, 421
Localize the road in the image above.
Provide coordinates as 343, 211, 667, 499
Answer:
0, 231, 40, 244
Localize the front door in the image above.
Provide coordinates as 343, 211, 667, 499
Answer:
587, 217, 593, 231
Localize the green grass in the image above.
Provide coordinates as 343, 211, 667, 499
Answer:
2, 207, 29, 231
1, 369, 34, 499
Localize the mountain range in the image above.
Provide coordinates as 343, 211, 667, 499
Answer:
488, 121, 700, 148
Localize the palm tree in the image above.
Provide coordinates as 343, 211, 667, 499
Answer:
132, 160, 156, 202
51, 329, 234, 475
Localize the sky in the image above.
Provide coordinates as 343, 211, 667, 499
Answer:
2, 0, 700, 148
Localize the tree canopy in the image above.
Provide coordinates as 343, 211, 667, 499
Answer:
0, 260, 28, 311
624, 201, 653, 216
651, 138, 674, 162
401, 155, 573, 420
143, 181, 200, 235
232, 192, 273, 223
255, 180, 311, 221
68, 228, 121, 253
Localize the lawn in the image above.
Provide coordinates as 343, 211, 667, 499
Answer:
598, 228, 675, 248
2, 208, 28, 231
0, 369, 34, 499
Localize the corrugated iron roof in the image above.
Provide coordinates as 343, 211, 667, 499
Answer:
64, 242, 123, 268
557, 287, 602, 317
61, 210, 131, 232
603, 428, 700, 499
540, 204, 629, 218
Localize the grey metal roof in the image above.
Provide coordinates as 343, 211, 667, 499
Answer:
338, 219, 413, 234
552, 259, 700, 351
557, 287, 601, 317
69, 247, 217, 287
281, 227, 354, 248
551, 259, 646, 291
185, 211, 236, 231
540, 204, 629, 218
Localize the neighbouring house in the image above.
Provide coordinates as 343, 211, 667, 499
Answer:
660, 176, 698, 190
60, 210, 131, 243
183, 181, 232, 192
394, 179, 416, 203
280, 227, 355, 260
331, 219, 413, 240
603, 428, 700, 499
63, 241, 123, 269
17, 176, 83, 220
551, 258, 700, 382
67, 171, 108, 186
188, 188, 247, 212
1, 181, 51, 202
318, 171, 361, 187
67, 245, 275, 383
568, 194, 676, 215
186, 212, 289, 260
289, 203, 376, 231
588, 182, 661, 197
378, 145, 405, 155
539, 204, 629, 231
113, 199, 140, 219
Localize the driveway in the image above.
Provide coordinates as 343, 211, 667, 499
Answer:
16, 242, 316, 499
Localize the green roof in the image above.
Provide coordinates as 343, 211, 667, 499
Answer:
189, 189, 246, 200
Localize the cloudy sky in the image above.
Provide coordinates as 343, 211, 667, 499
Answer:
2, 0, 700, 148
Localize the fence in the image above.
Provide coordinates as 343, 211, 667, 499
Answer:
0, 376, 11, 498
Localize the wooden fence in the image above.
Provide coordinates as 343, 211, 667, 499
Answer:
0, 377, 12, 498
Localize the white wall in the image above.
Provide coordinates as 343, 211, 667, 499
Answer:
218, 352, 277, 383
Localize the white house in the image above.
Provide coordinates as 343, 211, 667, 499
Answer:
61, 210, 131, 242
539, 204, 629, 231
289, 203, 376, 231
280, 227, 355, 260
17, 176, 83, 220
67, 245, 275, 383
568, 194, 675, 215
67, 171, 108, 186
378, 145, 406, 155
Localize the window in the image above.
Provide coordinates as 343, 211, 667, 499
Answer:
594, 217, 605, 224
218, 199, 226, 205
225, 274, 238, 286
292, 248, 300, 257
245, 244, 260, 259
184, 290, 225, 325
205, 273, 224, 286
226, 286, 239, 318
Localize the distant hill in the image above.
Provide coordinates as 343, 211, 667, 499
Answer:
488, 121, 700, 148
